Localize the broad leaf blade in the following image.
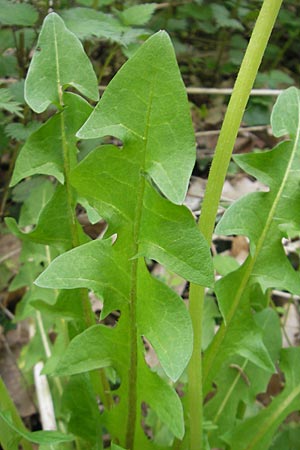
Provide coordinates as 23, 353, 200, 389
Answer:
6, 185, 88, 251
35, 32, 213, 445
204, 88, 300, 387
77, 31, 195, 204
223, 348, 300, 450
25, 12, 98, 112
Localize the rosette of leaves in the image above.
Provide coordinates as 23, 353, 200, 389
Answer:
202, 87, 300, 440
36, 29, 214, 448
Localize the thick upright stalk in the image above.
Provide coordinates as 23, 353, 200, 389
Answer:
125, 169, 146, 449
187, 1, 283, 448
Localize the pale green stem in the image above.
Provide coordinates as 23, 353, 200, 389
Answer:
187, 1, 283, 449
125, 82, 154, 449
125, 171, 146, 450
211, 360, 248, 429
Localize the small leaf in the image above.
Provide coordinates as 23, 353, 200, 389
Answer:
35, 239, 129, 311
271, 86, 300, 137
60, 8, 124, 42
119, 4, 157, 26
0, 411, 74, 445
5, 121, 41, 141
204, 309, 281, 448
0, 0, 38, 26
25, 12, 99, 113
223, 348, 300, 450
17, 178, 55, 227
61, 375, 102, 443
10, 93, 92, 186
0, 378, 33, 450
0, 88, 23, 117
6, 184, 88, 251
111, 444, 126, 450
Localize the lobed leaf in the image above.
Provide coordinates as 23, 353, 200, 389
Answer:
25, 12, 98, 113
204, 309, 282, 448
0, 88, 23, 117
10, 93, 92, 186
203, 88, 300, 389
36, 31, 213, 444
223, 347, 300, 450
76, 31, 196, 205
6, 185, 88, 252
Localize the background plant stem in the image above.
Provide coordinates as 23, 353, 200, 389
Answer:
59, 103, 113, 411
187, 1, 283, 448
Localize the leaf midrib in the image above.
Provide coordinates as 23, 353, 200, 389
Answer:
228, 94, 300, 323
52, 17, 63, 105
244, 383, 300, 449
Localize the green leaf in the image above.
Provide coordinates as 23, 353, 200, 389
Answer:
60, 8, 125, 42
5, 121, 41, 141
270, 424, 300, 450
0, 411, 74, 445
25, 12, 99, 113
203, 88, 300, 388
204, 308, 281, 449
32, 289, 86, 324
17, 178, 55, 227
211, 4, 244, 31
8, 79, 25, 104
6, 184, 88, 251
0, 378, 33, 450
60, 7, 150, 46
36, 238, 193, 381
36, 239, 129, 313
119, 4, 157, 26
76, 31, 196, 204
10, 93, 92, 186
61, 375, 102, 443
42, 318, 185, 440
0, 88, 23, 117
34, 31, 213, 445
0, 0, 38, 26
111, 444, 126, 450
223, 347, 300, 450
272, 86, 300, 137
213, 254, 240, 276
138, 185, 213, 284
